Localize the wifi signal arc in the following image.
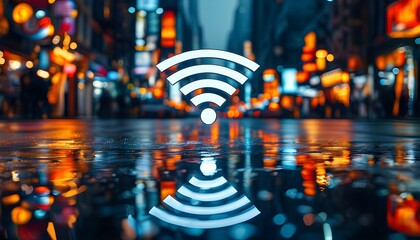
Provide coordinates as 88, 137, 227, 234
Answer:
167, 65, 248, 85
190, 93, 226, 107
156, 49, 259, 72
180, 79, 236, 95
163, 195, 251, 215
149, 206, 260, 229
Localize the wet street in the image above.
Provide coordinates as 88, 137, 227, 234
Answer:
0, 119, 420, 240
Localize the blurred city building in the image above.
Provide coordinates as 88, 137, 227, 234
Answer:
368, 0, 420, 118
227, 0, 420, 119
0, 0, 420, 119
0, 0, 132, 118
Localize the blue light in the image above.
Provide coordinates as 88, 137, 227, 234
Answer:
273, 214, 287, 225
156, 8, 164, 15
128, 7, 136, 13
392, 68, 399, 74
35, 10, 46, 19
380, 76, 395, 86
415, 38, 420, 45
280, 223, 296, 239
107, 71, 119, 81
282, 68, 298, 94
34, 210, 46, 218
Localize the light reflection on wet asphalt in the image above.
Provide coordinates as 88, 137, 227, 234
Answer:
0, 119, 419, 240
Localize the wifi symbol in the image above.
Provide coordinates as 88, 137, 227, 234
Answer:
149, 158, 260, 229
157, 49, 260, 125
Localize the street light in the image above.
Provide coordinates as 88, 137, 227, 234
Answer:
69, 42, 77, 50
326, 54, 334, 62
12, 3, 33, 24
316, 49, 328, 58
25, 61, 33, 69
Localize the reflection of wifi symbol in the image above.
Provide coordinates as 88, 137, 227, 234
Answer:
149, 159, 260, 228
149, 176, 260, 229
157, 49, 260, 125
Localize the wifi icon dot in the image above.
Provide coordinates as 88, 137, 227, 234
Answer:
157, 49, 260, 125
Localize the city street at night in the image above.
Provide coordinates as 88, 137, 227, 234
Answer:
2, 0, 420, 239
0, 119, 420, 239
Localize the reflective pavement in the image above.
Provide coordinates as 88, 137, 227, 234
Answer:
0, 119, 420, 240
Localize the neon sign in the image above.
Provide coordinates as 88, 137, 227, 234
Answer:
387, 0, 420, 38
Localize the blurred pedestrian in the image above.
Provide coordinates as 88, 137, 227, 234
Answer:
98, 88, 113, 118
0, 72, 5, 116
20, 69, 32, 118
4, 72, 20, 118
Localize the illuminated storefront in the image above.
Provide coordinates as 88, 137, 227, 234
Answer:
370, 0, 420, 117
375, 47, 416, 117
387, 0, 420, 38
320, 69, 351, 118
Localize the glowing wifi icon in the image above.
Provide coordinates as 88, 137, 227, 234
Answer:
149, 158, 260, 229
157, 49, 260, 125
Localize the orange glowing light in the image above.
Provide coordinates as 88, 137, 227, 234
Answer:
395, 48, 406, 67
303, 214, 315, 226
229, 121, 240, 140
78, 82, 84, 89
263, 70, 280, 98
11, 206, 32, 225
342, 72, 350, 83
321, 69, 350, 87
281, 96, 293, 109
347, 55, 361, 70
316, 49, 328, 58
48, 25, 55, 36
130, 91, 137, 98
326, 54, 334, 62
263, 69, 277, 82
234, 110, 240, 118
139, 87, 147, 95
161, 11, 176, 48
263, 159, 276, 169
387, 0, 420, 38
153, 88, 164, 98
12, 3, 33, 24
34, 186, 51, 195
316, 58, 326, 71
393, 70, 404, 116
161, 181, 176, 202
376, 55, 386, 70
296, 71, 310, 83
316, 164, 328, 190
47, 222, 57, 240
262, 93, 271, 100
37, 69, 50, 79
268, 102, 280, 111
301, 53, 315, 62
303, 62, 317, 72
387, 194, 420, 235
227, 110, 234, 118
296, 96, 303, 105
26, 61, 33, 69
303, 32, 316, 52
2, 194, 20, 205
311, 97, 319, 108
304, 187, 316, 196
